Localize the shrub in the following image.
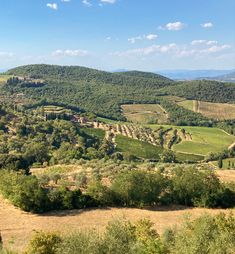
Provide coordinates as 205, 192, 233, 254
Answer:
167, 213, 235, 254
111, 170, 166, 207
26, 231, 62, 254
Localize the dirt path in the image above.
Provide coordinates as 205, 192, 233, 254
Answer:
0, 196, 234, 253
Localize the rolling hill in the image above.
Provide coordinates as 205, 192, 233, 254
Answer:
2, 64, 235, 124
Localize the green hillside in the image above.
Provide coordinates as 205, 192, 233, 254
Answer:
2, 65, 235, 125
160, 80, 235, 103
117, 70, 171, 81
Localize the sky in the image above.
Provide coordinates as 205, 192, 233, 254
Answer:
0, 0, 235, 71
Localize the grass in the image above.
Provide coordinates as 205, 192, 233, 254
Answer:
121, 104, 168, 124
82, 127, 105, 140
1, 194, 234, 253
177, 100, 194, 111
0, 74, 12, 84
148, 125, 235, 156
177, 99, 235, 120
116, 135, 163, 159
212, 158, 235, 169
175, 152, 204, 163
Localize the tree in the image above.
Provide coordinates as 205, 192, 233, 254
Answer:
160, 150, 176, 163
218, 157, 223, 169
111, 170, 166, 206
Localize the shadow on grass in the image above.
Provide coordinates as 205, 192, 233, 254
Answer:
37, 205, 190, 217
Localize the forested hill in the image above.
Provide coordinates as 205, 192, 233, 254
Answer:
7, 64, 173, 88
160, 80, 235, 103
116, 70, 171, 81
3, 64, 235, 121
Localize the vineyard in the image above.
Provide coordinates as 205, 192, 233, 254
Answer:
177, 99, 235, 120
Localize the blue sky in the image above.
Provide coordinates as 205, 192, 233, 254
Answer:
0, 0, 235, 71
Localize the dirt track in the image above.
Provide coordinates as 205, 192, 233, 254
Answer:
1, 196, 234, 253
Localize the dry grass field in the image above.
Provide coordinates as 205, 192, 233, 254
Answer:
0, 74, 11, 85
216, 169, 235, 183
0, 195, 234, 253
177, 100, 235, 120
121, 104, 168, 124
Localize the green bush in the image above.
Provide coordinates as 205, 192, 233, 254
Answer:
111, 170, 166, 207
166, 213, 235, 254
26, 231, 62, 254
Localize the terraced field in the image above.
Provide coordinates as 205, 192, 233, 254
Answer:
149, 125, 235, 156
177, 100, 235, 120
116, 135, 163, 160
173, 127, 234, 156
121, 104, 168, 124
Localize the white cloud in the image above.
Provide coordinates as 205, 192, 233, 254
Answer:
191, 40, 218, 46
112, 43, 176, 57
206, 45, 231, 53
61, 0, 71, 2
100, 0, 116, 4
106, 37, 112, 40
146, 34, 158, 40
0, 52, 14, 58
207, 40, 218, 45
128, 34, 158, 44
112, 41, 232, 59
52, 49, 90, 57
191, 40, 206, 45
159, 21, 186, 31
82, 0, 92, 6
201, 22, 213, 28
46, 3, 58, 10
128, 36, 143, 44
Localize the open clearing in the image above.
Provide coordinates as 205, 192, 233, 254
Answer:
0, 74, 11, 84
177, 100, 235, 120
121, 104, 168, 124
0, 195, 234, 253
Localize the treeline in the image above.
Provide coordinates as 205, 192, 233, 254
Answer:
17, 213, 235, 254
7, 64, 173, 88
0, 167, 234, 213
160, 100, 212, 126
160, 80, 235, 103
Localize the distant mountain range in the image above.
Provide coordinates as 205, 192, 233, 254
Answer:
212, 71, 235, 82
157, 69, 234, 81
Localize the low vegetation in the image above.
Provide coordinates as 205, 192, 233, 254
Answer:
121, 104, 168, 124
1, 213, 234, 254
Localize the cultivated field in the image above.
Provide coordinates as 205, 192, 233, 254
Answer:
121, 104, 168, 124
116, 134, 163, 159
149, 125, 235, 156
1, 195, 234, 253
177, 100, 235, 120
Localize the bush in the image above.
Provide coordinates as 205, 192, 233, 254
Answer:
167, 213, 235, 254
26, 231, 62, 254
111, 170, 166, 207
